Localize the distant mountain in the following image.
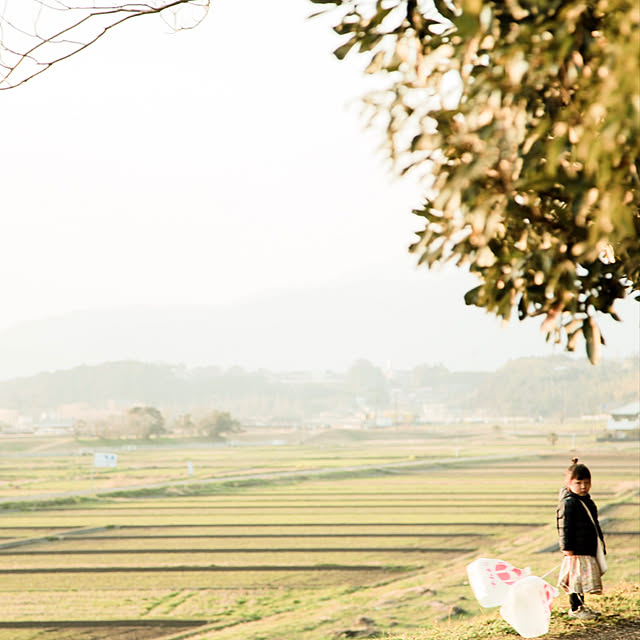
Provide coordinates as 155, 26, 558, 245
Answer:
0, 278, 637, 381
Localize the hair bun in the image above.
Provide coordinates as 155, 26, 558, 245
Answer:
571, 457, 579, 464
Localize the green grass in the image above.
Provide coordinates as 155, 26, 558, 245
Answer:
384, 583, 640, 640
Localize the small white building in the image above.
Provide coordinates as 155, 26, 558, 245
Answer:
607, 401, 640, 434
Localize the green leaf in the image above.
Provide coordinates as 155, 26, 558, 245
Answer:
333, 37, 358, 60
464, 286, 483, 306
583, 317, 602, 365
432, 0, 457, 22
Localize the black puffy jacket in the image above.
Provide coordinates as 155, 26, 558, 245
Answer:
557, 487, 606, 557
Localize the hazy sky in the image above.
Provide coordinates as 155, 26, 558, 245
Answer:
1, 0, 638, 371
2, 2, 422, 321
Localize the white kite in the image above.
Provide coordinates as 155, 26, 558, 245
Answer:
467, 558, 558, 638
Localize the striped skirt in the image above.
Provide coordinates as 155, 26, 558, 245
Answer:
558, 555, 603, 594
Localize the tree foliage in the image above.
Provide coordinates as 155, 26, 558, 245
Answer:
466, 355, 639, 418
311, 0, 640, 363
127, 405, 166, 439
172, 412, 197, 435
198, 409, 240, 440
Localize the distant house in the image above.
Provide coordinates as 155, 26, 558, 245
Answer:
31, 418, 75, 435
607, 401, 640, 434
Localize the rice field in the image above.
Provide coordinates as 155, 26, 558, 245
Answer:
0, 429, 637, 639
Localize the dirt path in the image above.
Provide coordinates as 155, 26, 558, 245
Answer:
0, 620, 206, 640
548, 619, 640, 639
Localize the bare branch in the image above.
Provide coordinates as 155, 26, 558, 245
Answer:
0, 0, 209, 89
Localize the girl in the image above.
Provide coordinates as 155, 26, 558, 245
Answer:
556, 457, 606, 620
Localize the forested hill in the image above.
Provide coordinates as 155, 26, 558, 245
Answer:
462, 356, 638, 419
0, 356, 636, 421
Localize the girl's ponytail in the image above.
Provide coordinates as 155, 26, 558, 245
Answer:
567, 457, 591, 481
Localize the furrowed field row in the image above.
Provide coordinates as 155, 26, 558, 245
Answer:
57, 498, 559, 505
0, 458, 431, 473
3, 532, 486, 541
12, 490, 562, 499
1, 546, 478, 556
0, 544, 480, 556
292, 490, 615, 498
0, 529, 497, 545
14, 503, 554, 512
60, 496, 563, 503
0, 585, 338, 621
1, 502, 556, 513
0, 554, 467, 571
146, 488, 616, 495
0, 489, 573, 497
1, 472, 627, 499
0, 563, 429, 574
0, 514, 546, 532
0, 525, 493, 535
2, 531, 485, 545
95, 490, 613, 497
0, 461, 437, 473
0, 480, 565, 496
0, 466, 424, 478
0, 496, 563, 508
0, 567, 404, 590
0, 585, 293, 609
402, 465, 638, 476
0, 516, 545, 527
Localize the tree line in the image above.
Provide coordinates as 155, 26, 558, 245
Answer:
73, 406, 240, 440
0, 356, 636, 424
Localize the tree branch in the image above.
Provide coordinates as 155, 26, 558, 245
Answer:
0, 0, 209, 90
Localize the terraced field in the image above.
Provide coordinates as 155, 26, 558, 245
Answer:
0, 433, 638, 639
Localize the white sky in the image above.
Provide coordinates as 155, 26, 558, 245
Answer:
1, 1, 422, 319
0, 0, 638, 371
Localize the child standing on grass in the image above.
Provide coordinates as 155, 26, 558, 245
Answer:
556, 457, 606, 620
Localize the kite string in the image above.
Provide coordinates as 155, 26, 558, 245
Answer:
540, 564, 561, 580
